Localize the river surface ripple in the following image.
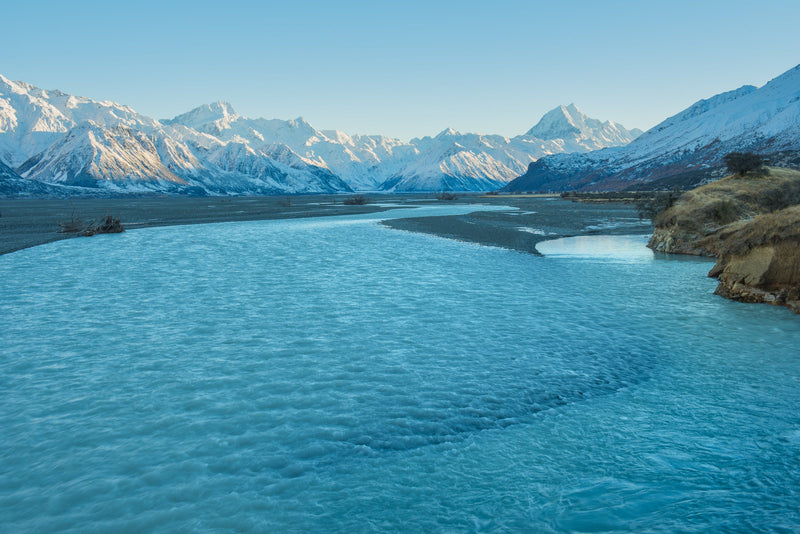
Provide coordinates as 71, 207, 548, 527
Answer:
1, 206, 799, 532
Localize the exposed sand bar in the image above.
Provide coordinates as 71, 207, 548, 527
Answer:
0, 194, 652, 257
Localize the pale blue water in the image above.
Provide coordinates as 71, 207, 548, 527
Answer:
1, 206, 799, 533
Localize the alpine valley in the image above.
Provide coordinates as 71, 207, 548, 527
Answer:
0, 74, 639, 197
504, 64, 800, 192
2, 63, 799, 198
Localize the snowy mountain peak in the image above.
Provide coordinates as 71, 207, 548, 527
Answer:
525, 104, 589, 139
164, 101, 240, 131
0, 75, 160, 167
435, 127, 461, 139
0, 74, 35, 96
287, 117, 315, 131
523, 103, 640, 149
211, 100, 238, 118
0, 74, 19, 92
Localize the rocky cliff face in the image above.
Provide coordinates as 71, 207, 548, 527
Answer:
648, 168, 800, 313
707, 206, 800, 313
710, 241, 800, 312
648, 226, 722, 256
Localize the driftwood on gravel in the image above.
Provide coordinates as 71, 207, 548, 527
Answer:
343, 195, 368, 205
59, 213, 124, 236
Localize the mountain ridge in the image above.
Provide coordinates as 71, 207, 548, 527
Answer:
2, 73, 638, 196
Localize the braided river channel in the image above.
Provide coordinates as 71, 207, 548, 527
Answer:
1, 205, 799, 532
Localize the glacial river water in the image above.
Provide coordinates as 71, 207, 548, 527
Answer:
1, 206, 799, 532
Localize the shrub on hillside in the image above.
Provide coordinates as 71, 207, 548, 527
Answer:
724, 152, 766, 177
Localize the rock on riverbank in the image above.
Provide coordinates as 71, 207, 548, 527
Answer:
708, 206, 800, 312
648, 168, 800, 313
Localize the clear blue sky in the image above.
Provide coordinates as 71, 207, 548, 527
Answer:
2, 0, 798, 140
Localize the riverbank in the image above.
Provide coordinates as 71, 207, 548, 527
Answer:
0, 194, 652, 257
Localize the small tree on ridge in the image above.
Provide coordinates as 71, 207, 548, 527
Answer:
723, 152, 765, 177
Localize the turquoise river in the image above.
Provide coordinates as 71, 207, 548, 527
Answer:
1, 205, 799, 532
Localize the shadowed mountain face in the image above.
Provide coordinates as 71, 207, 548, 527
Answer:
503, 64, 800, 192
0, 158, 63, 197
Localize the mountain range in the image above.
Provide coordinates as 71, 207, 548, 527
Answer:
3, 63, 799, 197
503, 64, 800, 192
0, 73, 639, 197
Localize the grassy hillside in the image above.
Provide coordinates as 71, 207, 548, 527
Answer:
649, 167, 800, 256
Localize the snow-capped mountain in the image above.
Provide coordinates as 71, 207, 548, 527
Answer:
164, 102, 418, 190
200, 141, 351, 195
165, 101, 640, 192
0, 74, 160, 168
381, 105, 642, 191
524, 103, 643, 148
504, 64, 800, 192
0, 73, 639, 196
0, 78, 352, 196
18, 122, 187, 189
380, 129, 525, 192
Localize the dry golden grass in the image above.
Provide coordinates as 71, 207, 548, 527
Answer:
655, 167, 800, 232
717, 204, 800, 256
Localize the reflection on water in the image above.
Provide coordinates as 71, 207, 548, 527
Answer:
536, 234, 655, 261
